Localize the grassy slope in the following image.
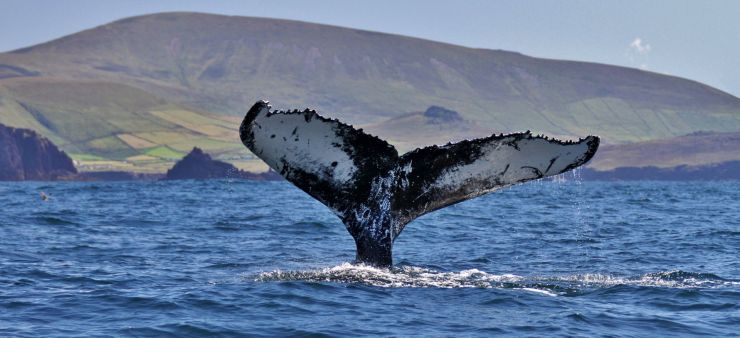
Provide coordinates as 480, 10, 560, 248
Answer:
0, 12, 739, 172
0, 78, 247, 172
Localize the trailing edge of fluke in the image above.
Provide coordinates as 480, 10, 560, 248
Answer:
240, 100, 600, 266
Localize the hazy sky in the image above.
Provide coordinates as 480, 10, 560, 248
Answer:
1, 0, 739, 96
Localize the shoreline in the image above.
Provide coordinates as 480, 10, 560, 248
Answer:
3, 165, 739, 182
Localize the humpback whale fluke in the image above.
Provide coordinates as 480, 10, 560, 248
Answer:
240, 100, 600, 266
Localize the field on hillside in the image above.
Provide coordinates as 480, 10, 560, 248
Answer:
0, 78, 256, 172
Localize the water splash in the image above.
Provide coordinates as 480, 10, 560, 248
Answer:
550, 270, 738, 288
570, 167, 597, 265
255, 262, 524, 289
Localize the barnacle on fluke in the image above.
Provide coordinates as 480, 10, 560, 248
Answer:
240, 100, 600, 266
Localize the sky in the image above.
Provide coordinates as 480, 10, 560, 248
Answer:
1, 0, 739, 96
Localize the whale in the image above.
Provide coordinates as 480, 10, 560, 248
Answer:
240, 100, 600, 266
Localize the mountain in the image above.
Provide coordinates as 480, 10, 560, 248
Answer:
0, 123, 76, 180
1, 12, 739, 172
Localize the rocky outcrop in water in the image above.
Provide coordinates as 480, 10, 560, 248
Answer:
165, 147, 280, 180
0, 123, 77, 180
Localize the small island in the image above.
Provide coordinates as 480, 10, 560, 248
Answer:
165, 147, 280, 180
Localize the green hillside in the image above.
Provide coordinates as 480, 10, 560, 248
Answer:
0, 78, 247, 172
1, 12, 740, 172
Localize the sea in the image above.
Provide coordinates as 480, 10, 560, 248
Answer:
0, 175, 738, 337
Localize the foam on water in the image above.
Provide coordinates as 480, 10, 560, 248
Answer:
255, 263, 738, 295
255, 263, 523, 289
555, 270, 739, 288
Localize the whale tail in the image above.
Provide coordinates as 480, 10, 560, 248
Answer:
240, 100, 599, 266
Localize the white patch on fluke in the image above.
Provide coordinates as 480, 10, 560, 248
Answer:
249, 106, 357, 186
432, 136, 591, 194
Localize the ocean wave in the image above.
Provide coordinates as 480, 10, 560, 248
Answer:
33, 215, 79, 226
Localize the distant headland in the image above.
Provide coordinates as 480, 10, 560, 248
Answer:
0, 123, 77, 180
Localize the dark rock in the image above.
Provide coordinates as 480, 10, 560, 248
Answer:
165, 147, 281, 180
423, 106, 463, 124
165, 147, 234, 179
0, 123, 77, 180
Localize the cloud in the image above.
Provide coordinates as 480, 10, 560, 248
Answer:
626, 37, 651, 69
629, 38, 651, 54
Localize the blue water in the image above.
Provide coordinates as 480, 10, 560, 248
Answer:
0, 177, 738, 337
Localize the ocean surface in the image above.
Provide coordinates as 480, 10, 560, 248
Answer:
0, 176, 738, 337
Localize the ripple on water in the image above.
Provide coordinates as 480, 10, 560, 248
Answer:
33, 215, 79, 226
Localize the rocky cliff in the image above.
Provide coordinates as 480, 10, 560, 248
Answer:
165, 147, 280, 180
0, 123, 77, 180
